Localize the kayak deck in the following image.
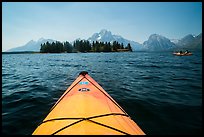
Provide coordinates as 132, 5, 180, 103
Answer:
32, 71, 145, 135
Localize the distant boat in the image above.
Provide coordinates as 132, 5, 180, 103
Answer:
173, 51, 193, 56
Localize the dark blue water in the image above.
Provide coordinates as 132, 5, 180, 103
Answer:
2, 51, 202, 135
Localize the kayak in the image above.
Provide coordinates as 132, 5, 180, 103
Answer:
173, 52, 193, 56
32, 71, 145, 135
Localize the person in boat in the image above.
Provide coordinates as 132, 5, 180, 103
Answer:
184, 50, 189, 54
179, 51, 183, 54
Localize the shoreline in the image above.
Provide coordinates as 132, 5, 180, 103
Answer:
2, 51, 132, 54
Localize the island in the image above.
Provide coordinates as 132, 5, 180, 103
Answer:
40, 40, 132, 53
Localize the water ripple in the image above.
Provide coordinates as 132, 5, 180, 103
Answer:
2, 52, 202, 135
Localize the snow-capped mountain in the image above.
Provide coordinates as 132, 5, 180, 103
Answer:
6, 30, 201, 52
175, 33, 202, 50
89, 29, 114, 42
7, 38, 56, 52
143, 34, 177, 51
87, 29, 143, 51
176, 34, 195, 47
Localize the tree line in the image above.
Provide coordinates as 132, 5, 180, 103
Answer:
40, 40, 132, 53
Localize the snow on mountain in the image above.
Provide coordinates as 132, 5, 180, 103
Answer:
143, 34, 176, 51
7, 38, 56, 52
87, 29, 143, 51
176, 34, 195, 47
175, 33, 202, 50
87, 30, 201, 51
7, 30, 201, 52
170, 39, 179, 44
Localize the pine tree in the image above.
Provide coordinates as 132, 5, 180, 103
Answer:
127, 43, 132, 52
112, 41, 117, 51
121, 43, 124, 49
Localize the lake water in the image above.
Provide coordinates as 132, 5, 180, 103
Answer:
2, 51, 202, 135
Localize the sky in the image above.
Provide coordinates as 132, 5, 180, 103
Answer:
2, 2, 202, 51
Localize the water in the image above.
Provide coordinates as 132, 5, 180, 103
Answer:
2, 51, 202, 135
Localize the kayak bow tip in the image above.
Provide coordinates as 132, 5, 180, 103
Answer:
79, 71, 88, 76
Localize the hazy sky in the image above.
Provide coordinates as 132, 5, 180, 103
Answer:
2, 2, 202, 51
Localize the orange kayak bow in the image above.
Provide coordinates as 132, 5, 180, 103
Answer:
32, 71, 145, 135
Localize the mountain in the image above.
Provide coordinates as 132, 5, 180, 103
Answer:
174, 33, 202, 50
87, 29, 143, 51
88, 30, 202, 51
176, 34, 195, 46
7, 30, 201, 52
143, 34, 177, 51
7, 38, 56, 52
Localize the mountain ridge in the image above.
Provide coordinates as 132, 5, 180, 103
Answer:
143, 34, 177, 51
6, 29, 202, 52
87, 29, 143, 51
7, 38, 56, 52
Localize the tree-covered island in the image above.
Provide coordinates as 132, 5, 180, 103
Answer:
40, 40, 132, 53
